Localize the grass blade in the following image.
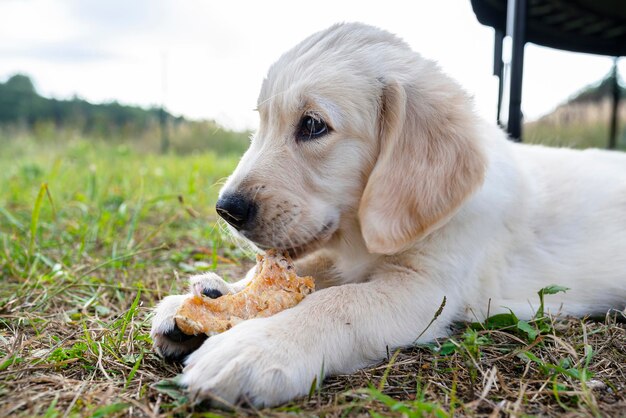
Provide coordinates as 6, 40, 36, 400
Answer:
28, 182, 47, 257
124, 350, 143, 389
0, 206, 25, 231
117, 288, 142, 347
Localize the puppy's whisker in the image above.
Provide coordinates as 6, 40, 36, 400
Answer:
255, 87, 292, 109
207, 220, 221, 237
211, 177, 229, 189
251, 185, 264, 203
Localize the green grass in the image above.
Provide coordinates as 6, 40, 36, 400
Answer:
524, 118, 626, 150
0, 135, 249, 416
0, 133, 624, 417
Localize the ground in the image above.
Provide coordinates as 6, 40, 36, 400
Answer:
0, 136, 624, 417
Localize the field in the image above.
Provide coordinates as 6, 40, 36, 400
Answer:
1, 130, 625, 417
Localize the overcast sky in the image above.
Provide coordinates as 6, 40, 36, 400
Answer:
0, 0, 622, 131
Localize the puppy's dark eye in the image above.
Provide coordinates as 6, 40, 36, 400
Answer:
297, 115, 329, 141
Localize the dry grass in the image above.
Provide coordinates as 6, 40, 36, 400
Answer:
1, 259, 624, 418
2, 251, 625, 418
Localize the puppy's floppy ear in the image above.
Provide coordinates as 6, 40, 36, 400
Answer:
358, 78, 486, 255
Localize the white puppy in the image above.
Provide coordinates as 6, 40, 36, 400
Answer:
151, 22, 626, 407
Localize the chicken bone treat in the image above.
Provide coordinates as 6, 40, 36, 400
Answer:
174, 250, 315, 336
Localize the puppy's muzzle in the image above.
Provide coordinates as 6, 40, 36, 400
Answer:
216, 192, 257, 231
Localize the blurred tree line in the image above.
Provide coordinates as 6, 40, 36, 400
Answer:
0, 73, 250, 155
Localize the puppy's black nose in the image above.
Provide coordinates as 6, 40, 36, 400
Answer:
215, 192, 256, 231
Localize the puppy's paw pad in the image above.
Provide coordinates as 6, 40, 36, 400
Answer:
164, 323, 198, 343
188, 273, 232, 298
201, 288, 223, 299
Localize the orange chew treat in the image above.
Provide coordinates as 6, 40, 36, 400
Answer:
174, 250, 315, 336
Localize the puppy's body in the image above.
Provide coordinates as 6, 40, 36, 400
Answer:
485, 142, 626, 317
151, 23, 626, 407
305, 124, 626, 319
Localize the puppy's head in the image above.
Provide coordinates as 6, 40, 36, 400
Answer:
217, 23, 486, 257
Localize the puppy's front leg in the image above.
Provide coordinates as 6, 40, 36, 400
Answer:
151, 271, 251, 361
294, 251, 338, 287
182, 269, 457, 407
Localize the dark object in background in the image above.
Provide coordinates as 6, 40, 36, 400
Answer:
471, 0, 625, 147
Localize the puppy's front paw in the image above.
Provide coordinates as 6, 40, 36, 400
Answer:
150, 294, 207, 362
181, 318, 318, 407
151, 273, 236, 361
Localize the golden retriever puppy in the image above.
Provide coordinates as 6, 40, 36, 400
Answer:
151, 22, 626, 407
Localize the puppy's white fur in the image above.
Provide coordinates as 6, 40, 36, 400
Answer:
152, 23, 626, 407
